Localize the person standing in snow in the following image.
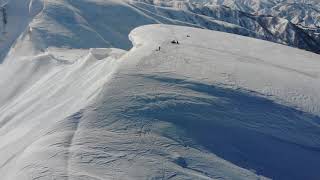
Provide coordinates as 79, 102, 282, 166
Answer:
27, 26, 33, 40
1, 7, 7, 33
1, 7, 7, 25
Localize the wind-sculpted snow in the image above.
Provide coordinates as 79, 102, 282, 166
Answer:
0, 0, 319, 179
1, 0, 319, 63
0, 47, 125, 179
1, 24, 320, 180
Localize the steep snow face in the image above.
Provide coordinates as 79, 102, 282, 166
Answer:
0, 0, 43, 62
1, 24, 320, 180
2, 0, 319, 63
0, 0, 319, 179
1, 0, 260, 60
0, 47, 126, 179
6, 0, 201, 57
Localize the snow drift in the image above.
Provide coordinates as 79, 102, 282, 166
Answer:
0, 24, 320, 180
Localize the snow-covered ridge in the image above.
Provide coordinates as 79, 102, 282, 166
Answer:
0, 0, 320, 179
136, 0, 320, 28
1, 24, 320, 180
134, 0, 320, 53
1, 0, 320, 62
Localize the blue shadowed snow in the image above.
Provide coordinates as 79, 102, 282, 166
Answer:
94, 74, 320, 180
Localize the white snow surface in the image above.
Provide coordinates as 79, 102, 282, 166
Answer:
0, 23, 320, 180
2, 0, 320, 62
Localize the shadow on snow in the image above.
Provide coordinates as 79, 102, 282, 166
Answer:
124, 74, 320, 180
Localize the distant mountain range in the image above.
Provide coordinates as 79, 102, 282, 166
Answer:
0, 0, 319, 58
1, 1, 320, 180
134, 0, 320, 53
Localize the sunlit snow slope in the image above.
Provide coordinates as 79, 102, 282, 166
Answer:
1, 24, 320, 180
1, 0, 320, 64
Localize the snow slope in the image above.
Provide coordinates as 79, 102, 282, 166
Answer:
1, 0, 320, 64
1, 24, 320, 180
